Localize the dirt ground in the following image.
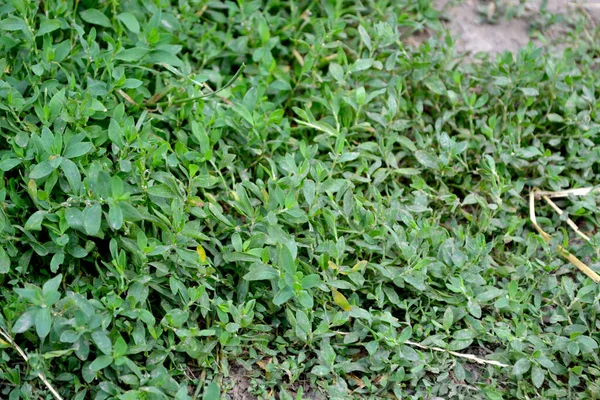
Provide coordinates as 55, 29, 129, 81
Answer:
436, 0, 597, 56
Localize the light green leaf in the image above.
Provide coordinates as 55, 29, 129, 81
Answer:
203, 382, 220, 400
92, 331, 112, 355
532, 365, 544, 388
90, 355, 114, 371
12, 310, 37, 333
80, 9, 112, 28
424, 76, 447, 96
117, 12, 140, 34
115, 47, 150, 62
513, 358, 531, 376
108, 203, 123, 230
243, 264, 278, 281
144, 50, 184, 67
35, 307, 51, 338
0, 247, 9, 274
42, 274, 62, 298
37, 19, 62, 36
0, 158, 22, 171
83, 203, 102, 236
30, 161, 55, 179
0, 17, 27, 31
61, 158, 81, 193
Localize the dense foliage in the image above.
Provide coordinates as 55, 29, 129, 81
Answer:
0, 0, 600, 399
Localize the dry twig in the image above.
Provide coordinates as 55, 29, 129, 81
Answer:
529, 190, 600, 283
533, 187, 600, 199
405, 340, 509, 368
541, 195, 592, 243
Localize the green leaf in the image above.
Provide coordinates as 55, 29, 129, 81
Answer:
329, 63, 344, 81
108, 203, 123, 230
513, 358, 531, 376
273, 286, 294, 306
115, 47, 150, 62
203, 382, 220, 400
532, 365, 544, 388
80, 9, 112, 28
24, 211, 46, 231
83, 203, 102, 236
92, 331, 113, 355
50, 252, 64, 273
301, 274, 320, 289
547, 113, 564, 122
442, 307, 453, 330
475, 288, 504, 302
424, 76, 447, 96
63, 142, 93, 159
61, 158, 81, 193
108, 119, 125, 148
414, 150, 438, 169
358, 25, 372, 50
243, 264, 278, 281
0, 17, 27, 31
0, 247, 9, 274
144, 50, 184, 67
207, 203, 233, 226
48, 89, 65, 122
0, 158, 22, 171
90, 355, 114, 371
30, 161, 55, 179
12, 310, 37, 333
467, 299, 481, 318
297, 290, 313, 308
37, 19, 62, 36
65, 207, 83, 229
520, 87, 539, 97
35, 307, 51, 338
113, 336, 128, 358
117, 12, 140, 34
42, 274, 62, 298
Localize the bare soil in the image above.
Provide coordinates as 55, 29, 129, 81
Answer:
435, 0, 595, 57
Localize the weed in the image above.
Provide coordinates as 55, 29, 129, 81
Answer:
0, 0, 599, 399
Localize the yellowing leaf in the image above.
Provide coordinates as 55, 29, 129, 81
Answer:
328, 260, 338, 270
352, 260, 367, 272
196, 245, 207, 262
332, 288, 351, 311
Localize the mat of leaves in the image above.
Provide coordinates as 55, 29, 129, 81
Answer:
0, 0, 599, 399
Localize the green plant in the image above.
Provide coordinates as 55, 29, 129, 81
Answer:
0, 0, 599, 399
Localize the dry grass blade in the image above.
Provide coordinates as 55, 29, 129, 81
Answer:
541, 195, 592, 243
533, 187, 600, 199
0, 329, 63, 400
529, 190, 600, 283
405, 340, 509, 367
117, 89, 139, 106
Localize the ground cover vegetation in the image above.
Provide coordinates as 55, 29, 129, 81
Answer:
0, 0, 600, 399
